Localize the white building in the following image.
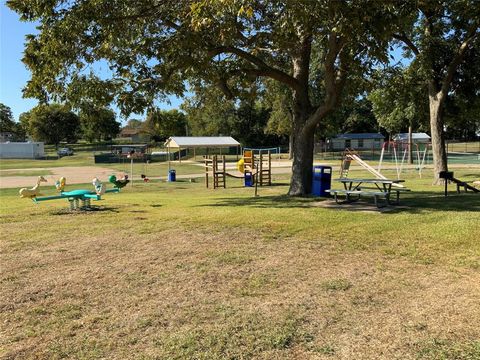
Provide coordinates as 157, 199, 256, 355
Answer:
330, 133, 385, 151
164, 136, 241, 159
0, 142, 45, 159
392, 133, 431, 143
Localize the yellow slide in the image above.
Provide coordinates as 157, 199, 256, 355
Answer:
237, 158, 245, 173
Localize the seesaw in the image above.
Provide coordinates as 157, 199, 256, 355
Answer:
20, 176, 124, 210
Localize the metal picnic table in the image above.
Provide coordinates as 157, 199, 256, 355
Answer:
327, 178, 408, 207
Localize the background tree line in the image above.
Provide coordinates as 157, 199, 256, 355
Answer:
1, 102, 120, 148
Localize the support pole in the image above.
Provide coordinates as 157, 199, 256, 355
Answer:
131, 156, 134, 187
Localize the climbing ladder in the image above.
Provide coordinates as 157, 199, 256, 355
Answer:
258, 151, 272, 186
204, 155, 226, 189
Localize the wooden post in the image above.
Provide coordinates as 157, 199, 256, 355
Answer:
223, 155, 226, 188
130, 156, 134, 188
205, 156, 209, 188
259, 152, 263, 185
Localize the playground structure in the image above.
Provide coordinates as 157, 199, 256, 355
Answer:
378, 141, 431, 178
109, 174, 130, 188
340, 149, 405, 188
20, 176, 120, 210
204, 149, 272, 189
439, 171, 480, 196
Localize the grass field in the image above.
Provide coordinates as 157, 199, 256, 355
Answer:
1, 168, 480, 359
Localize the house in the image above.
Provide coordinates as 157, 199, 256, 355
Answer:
118, 128, 150, 143
392, 132, 431, 143
0, 142, 45, 159
330, 133, 385, 151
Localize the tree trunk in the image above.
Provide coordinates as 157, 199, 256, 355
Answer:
287, 72, 315, 196
288, 132, 294, 160
429, 92, 448, 184
288, 120, 315, 196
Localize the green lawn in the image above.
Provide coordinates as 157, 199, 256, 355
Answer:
1, 168, 479, 359
0, 151, 95, 170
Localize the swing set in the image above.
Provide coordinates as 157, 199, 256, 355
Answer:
377, 141, 431, 178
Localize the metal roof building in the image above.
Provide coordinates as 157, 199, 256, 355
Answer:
164, 136, 240, 148
334, 133, 385, 140
164, 136, 241, 161
393, 133, 431, 142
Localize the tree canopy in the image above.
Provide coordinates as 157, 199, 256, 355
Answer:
8, 0, 417, 194
143, 109, 187, 142
79, 105, 120, 142
390, 0, 479, 181
0, 103, 16, 133
21, 104, 80, 147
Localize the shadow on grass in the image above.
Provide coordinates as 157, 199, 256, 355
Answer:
198, 194, 327, 209
402, 191, 480, 213
198, 191, 480, 212
50, 205, 120, 215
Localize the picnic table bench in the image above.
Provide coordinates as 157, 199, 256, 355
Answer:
326, 178, 410, 207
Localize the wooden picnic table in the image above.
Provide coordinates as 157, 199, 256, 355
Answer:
327, 178, 408, 207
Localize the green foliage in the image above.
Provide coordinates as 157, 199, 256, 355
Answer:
23, 104, 80, 146
182, 88, 237, 138
0, 103, 15, 133
369, 66, 429, 133
182, 87, 286, 147
79, 105, 120, 142
143, 109, 187, 142
0, 103, 26, 141
126, 119, 144, 129
262, 81, 292, 138
6, 0, 407, 116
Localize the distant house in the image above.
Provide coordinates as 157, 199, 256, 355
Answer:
393, 132, 431, 143
330, 133, 385, 151
118, 128, 150, 143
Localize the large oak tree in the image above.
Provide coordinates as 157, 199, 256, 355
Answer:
392, 0, 479, 182
9, 0, 407, 195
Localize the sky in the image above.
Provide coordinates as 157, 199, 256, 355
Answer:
0, 3, 182, 123
0, 3, 39, 121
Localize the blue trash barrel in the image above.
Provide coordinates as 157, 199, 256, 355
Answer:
168, 169, 176, 182
244, 171, 253, 187
312, 165, 332, 196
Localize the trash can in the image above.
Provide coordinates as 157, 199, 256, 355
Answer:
168, 169, 176, 182
312, 165, 332, 196
244, 171, 254, 187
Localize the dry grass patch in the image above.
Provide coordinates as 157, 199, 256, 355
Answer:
1, 169, 479, 359
1, 225, 480, 359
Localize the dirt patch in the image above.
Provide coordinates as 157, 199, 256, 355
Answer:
0, 166, 118, 189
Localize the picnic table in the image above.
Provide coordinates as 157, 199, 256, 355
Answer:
326, 178, 409, 207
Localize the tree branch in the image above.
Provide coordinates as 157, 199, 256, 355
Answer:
303, 32, 348, 131
393, 32, 420, 56
208, 46, 300, 90
440, 26, 479, 100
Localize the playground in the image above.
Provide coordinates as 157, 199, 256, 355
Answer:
1, 149, 479, 359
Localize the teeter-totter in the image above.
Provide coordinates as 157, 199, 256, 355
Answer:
439, 171, 479, 196
20, 176, 121, 210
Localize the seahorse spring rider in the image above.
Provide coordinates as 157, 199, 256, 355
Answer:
20, 176, 119, 210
